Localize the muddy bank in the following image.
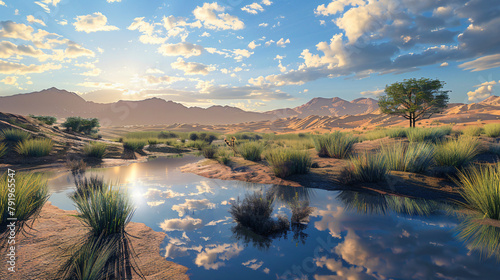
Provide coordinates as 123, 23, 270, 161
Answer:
0, 202, 188, 280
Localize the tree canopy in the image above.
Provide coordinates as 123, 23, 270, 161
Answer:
378, 78, 450, 127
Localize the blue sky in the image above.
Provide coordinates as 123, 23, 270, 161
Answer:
0, 0, 499, 111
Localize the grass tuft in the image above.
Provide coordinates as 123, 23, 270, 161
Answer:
462, 126, 483, 137
122, 139, 147, 152
238, 141, 264, 161
434, 136, 481, 168
313, 131, 358, 158
341, 152, 387, 184
0, 142, 6, 158
265, 148, 311, 178
201, 144, 218, 159
0, 128, 31, 143
15, 138, 53, 157
484, 123, 500, 137
381, 141, 434, 173
406, 126, 452, 143
386, 127, 407, 138
83, 142, 108, 158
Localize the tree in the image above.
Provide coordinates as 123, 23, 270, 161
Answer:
62, 117, 100, 135
378, 78, 450, 128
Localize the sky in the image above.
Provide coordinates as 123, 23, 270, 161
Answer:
0, 0, 499, 111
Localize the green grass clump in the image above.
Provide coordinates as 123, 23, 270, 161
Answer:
313, 131, 358, 158
185, 139, 208, 150
386, 127, 407, 138
15, 138, 53, 157
29, 115, 57, 125
381, 141, 434, 173
217, 149, 232, 165
484, 123, 500, 137
202, 144, 218, 159
265, 148, 312, 178
342, 153, 387, 184
434, 136, 481, 168
0, 172, 49, 237
0, 143, 6, 158
122, 139, 147, 152
238, 141, 264, 161
462, 126, 483, 137
362, 129, 388, 141
454, 162, 500, 220
0, 128, 31, 143
406, 126, 452, 142
83, 142, 107, 159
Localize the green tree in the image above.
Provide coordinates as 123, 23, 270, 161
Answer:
378, 78, 450, 128
62, 117, 100, 135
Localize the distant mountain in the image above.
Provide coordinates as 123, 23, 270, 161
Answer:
0, 88, 273, 126
266, 97, 379, 118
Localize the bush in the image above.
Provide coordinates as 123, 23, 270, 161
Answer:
62, 117, 100, 135
406, 126, 451, 142
29, 115, 57, 125
238, 141, 264, 161
217, 149, 232, 165
484, 123, 500, 137
0, 172, 49, 237
0, 128, 31, 143
342, 152, 387, 184
158, 131, 178, 139
122, 139, 147, 152
314, 132, 358, 158
454, 162, 500, 220
202, 144, 218, 159
0, 143, 6, 158
15, 138, 53, 157
462, 126, 483, 137
434, 136, 481, 168
381, 141, 434, 173
185, 139, 208, 150
147, 138, 159, 146
83, 142, 108, 159
386, 127, 408, 138
265, 148, 312, 178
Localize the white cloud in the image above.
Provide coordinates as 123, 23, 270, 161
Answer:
143, 188, 184, 199
261, 0, 272, 5
265, 39, 275, 46
459, 54, 500, 72
0, 1, 5, 7
57, 19, 68, 26
360, 89, 384, 97
159, 216, 203, 231
97, 47, 104, 53
73, 12, 119, 33
0, 41, 48, 61
81, 68, 102, 76
107, 0, 121, 2
171, 57, 213, 75
27, 15, 46, 26
258, 23, 268, 27
146, 68, 164, 74
144, 75, 184, 85
0, 60, 62, 74
276, 38, 290, 47
440, 62, 449, 67
242, 3, 264, 14
1, 76, 18, 85
172, 199, 215, 217
242, 259, 264, 270
158, 42, 204, 58
201, 32, 211, 37
195, 243, 243, 270
467, 81, 497, 102
248, 40, 260, 49
315, 0, 365, 16
35, 0, 60, 13
232, 49, 253, 61
0, 21, 35, 41
193, 2, 244, 30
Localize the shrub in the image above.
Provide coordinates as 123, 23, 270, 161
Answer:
288, 194, 314, 224
386, 127, 407, 138
406, 126, 451, 142
342, 152, 387, 184
83, 142, 108, 159
202, 144, 218, 159
15, 138, 53, 157
217, 149, 232, 165
0, 143, 6, 158
238, 141, 264, 161
265, 148, 312, 178
0, 172, 49, 237
454, 162, 500, 220
434, 136, 481, 168
29, 115, 57, 125
484, 123, 500, 137
66, 159, 87, 175
462, 126, 483, 137
313, 132, 358, 158
122, 139, 147, 152
62, 117, 100, 135
188, 132, 199, 141
381, 141, 434, 173
0, 128, 31, 143
185, 139, 208, 150
158, 131, 178, 139
147, 138, 158, 146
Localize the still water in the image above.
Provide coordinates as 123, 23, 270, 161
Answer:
47, 156, 500, 280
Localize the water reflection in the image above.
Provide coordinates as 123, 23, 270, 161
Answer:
455, 213, 500, 261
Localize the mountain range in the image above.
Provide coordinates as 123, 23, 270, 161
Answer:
0, 87, 498, 127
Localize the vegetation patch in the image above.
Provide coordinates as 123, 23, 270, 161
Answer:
122, 139, 147, 152
434, 136, 481, 168
484, 123, 500, 138
381, 141, 434, 173
29, 115, 57, 125
238, 141, 264, 161
265, 148, 312, 178
62, 117, 100, 135
15, 138, 53, 157
0, 142, 6, 158
83, 142, 108, 159
202, 144, 219, 159
313, 131, 358, 158
0, 128, 31, 143
406, 126, 451, 142
341, 152, 388, 184
462, 125, 483, 137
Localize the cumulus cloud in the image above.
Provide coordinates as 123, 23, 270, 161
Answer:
146, 68, 164, 74
171, 57, 212, 75
158, 42, 204, 58
467, 81, 497, 102
143, 188, 185, 199
0, 1, 5, 6
459, 54, 500, 72
193, 2, 244, 30
107, 0, 121, 2
276, 38, 290, 47
0, 41, 48, 61
259, 23, 268, 27
248, 40, 260, 49
315, 0, 365, 16
232, 49, 253, 60
0, 60, 61, 74
81, 68, 102, 76
242, 3, 264, 14
195, 243, 243, 270
172, 199, 215, 217
128, 17, 166, 44
27, 15, 46, 26
0, 21, 35, 40
73, 12, 119, 33
144, 75, 184, 85
360, 89, 384, 97
0, 76, 18, 85
242, 259, 264, 270
159, 216, 203, 231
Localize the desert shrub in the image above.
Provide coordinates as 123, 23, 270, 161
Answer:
406, 126, 452, 142
0, 143, 6, 158
484, 123, 500, 138
0, 128, 31, 143
15, 138, 53, 157
238, 141, 264, 161
202, 144, 218, 159
454, 162, 500, 220
62, 117, 100, 135
462, 126, 483, 137
288, 194, 314, 224
83, 142, 108, 159
381, 141, 434, 173
231, 132, 263, 141
434, 136, 481, 168
342, 152, 387, 184
72, 176, 108, 199
185, 139, 208, 150
387, 127, 407, 138
29, 115, 57, 125
0, 172, 49, 237
158, 131, 178, 139
122, 139, 147, 152
147, 138, 158, 146
313, 132, 358, 158
265, 148, 312, 178
217, 149, 232, 165
66, 159, 87, 175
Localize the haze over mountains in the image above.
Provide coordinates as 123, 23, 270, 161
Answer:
0, 87, 499, 128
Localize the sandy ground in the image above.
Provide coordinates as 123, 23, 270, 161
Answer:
0, 202, 188, 280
